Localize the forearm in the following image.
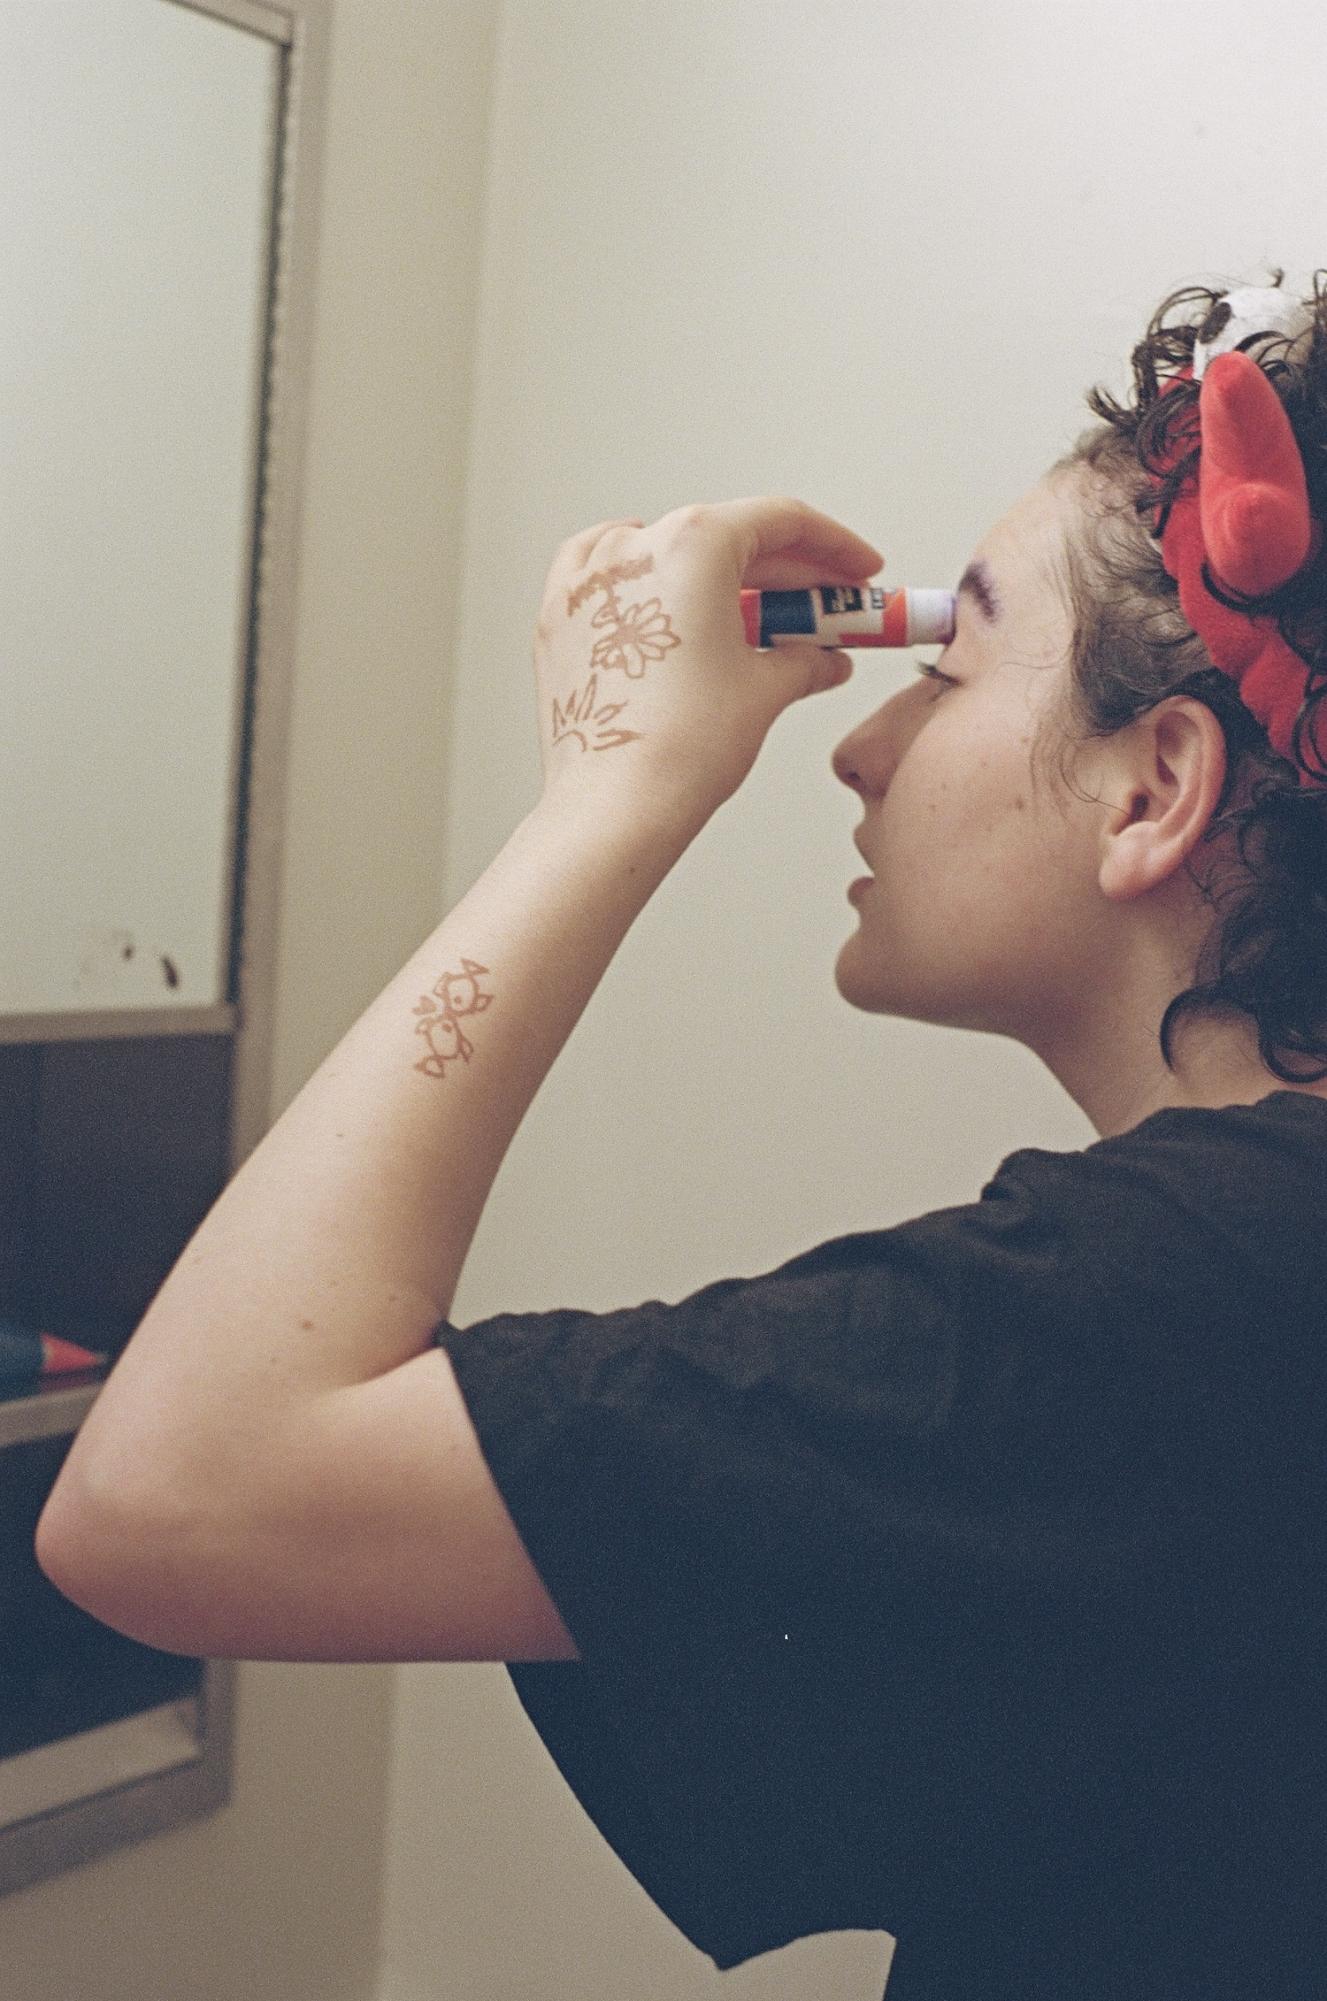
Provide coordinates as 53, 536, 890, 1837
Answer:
58, 788, 706, 1512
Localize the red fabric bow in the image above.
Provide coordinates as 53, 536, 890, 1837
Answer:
1153, 349, 1324, 783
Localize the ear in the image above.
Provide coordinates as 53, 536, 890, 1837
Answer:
1096, 696, 1229, 904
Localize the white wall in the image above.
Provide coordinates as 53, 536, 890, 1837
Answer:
378, 3, 1327, 1999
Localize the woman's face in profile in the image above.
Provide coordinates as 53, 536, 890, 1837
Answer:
830, 473, 1088, 1044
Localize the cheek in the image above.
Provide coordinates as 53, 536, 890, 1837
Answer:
839, 693, 1084, 1029
884, 709, 1016, 846
878, 720, 1052, 925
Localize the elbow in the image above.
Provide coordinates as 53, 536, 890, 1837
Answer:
34, 1489, 131, 1637
34, 1482, 205, 1657
34, 1467, 101, 1605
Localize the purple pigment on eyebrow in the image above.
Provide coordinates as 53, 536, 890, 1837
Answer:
957, 559, 1000, 623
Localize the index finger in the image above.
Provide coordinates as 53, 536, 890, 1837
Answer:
708, 495, 885, 581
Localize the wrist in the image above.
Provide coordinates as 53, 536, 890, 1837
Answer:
533, 773, 721, 852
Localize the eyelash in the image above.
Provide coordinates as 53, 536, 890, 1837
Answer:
916, 658, 959, 691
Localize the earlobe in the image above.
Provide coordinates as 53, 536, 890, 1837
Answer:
1098, 812, 1166, 903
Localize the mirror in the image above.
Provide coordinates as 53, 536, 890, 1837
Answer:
0, 0, 281, 1019
0, 0, 309, 1899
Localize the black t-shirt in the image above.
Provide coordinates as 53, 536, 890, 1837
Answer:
432, 1091, 1327, 1999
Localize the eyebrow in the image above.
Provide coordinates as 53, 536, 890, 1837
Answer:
956, 559, 1000, 624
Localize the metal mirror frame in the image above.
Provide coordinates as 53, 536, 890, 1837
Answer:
0, 0, 333, 1896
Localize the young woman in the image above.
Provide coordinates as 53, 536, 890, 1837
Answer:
39, 275, 1327, 1999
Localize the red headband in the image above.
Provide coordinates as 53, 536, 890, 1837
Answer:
1151, 348, 1325, 784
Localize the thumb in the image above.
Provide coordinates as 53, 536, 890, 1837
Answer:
777, 645, 855, 701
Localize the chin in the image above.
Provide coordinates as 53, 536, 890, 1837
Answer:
832, 933, 890, 1014
834, 933, 979, 1033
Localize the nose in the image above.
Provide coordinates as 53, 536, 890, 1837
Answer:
831, 687, 916, 798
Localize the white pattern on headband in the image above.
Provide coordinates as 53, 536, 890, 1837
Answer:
1192, 284, 1315, 383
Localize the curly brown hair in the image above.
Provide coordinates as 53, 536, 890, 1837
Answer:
1044, 268, 1327, 1084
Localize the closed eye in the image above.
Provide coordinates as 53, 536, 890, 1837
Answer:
916, 658, 959, 691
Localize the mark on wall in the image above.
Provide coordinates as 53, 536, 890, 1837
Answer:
76, 930, 181, 992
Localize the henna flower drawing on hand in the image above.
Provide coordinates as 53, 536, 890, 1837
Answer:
586, 593, 683, 679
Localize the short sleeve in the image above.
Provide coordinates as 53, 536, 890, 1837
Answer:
430, 1150, 1261, 1983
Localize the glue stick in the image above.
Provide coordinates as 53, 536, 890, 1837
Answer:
740, 584, 956, 650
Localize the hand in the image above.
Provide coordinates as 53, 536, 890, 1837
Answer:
532, 496, 884, 816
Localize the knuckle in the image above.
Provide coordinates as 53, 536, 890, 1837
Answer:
670, 502, 708, 529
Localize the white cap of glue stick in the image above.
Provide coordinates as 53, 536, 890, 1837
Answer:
740, 584, 956, 650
